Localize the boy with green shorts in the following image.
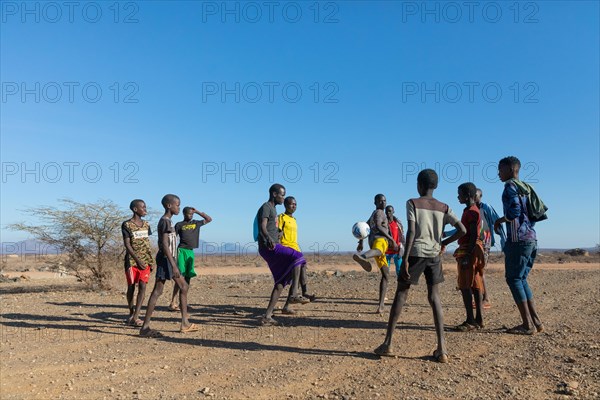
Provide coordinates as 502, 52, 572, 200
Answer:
169, 207, 212, 311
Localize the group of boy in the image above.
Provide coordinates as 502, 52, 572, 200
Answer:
121, 156, 544, 362
121, 194, 212, 337
360, 156, 543, 362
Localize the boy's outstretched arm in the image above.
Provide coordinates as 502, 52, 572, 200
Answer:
192, 208, 212, 224
442, 221, 466, 249
399, 220, 416, 281
162, 231, 180, 279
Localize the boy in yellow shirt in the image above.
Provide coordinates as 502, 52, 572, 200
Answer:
278, 196, 316, 314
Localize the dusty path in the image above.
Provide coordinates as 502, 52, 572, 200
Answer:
1, 263, 599, 399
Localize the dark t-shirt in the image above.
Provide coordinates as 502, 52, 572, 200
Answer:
157, 216, 177, 260
458, 204, 481, 246
256, 202, 279, 248
175, 219, 205, 249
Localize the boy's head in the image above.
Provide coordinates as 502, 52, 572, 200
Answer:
498, 156, 520, 182
417, 169, 438, 196
182, 207, 194, 221
284, 196, 297, 214
161, 194, 181, 215
385, 205, 395, 221
129, 199, 147, 217
374, 194, 386, 210
269, 183, 286, 205
457, 182, 477, 205
474, 188, 483, 204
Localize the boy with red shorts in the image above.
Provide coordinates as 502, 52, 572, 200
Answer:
122, 199, 153, 326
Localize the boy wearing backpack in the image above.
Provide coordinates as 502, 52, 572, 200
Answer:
494, 156, 544, 335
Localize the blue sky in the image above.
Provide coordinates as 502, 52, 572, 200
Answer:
1, 1, 599, 254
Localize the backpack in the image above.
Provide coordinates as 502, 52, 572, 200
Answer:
510, 179, 548, 223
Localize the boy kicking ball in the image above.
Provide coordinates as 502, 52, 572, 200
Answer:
353, 194, 398, 314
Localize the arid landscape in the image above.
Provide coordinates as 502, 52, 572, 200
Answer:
1, 252, 599, 399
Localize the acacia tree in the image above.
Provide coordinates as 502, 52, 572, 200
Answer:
9, 199, 129, 289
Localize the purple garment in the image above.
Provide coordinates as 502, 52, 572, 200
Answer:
259, 244, 306, 287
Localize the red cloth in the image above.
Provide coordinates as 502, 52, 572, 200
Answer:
386, 220, 403, 254
458, 204, 481, 246
125, 265, 151, 285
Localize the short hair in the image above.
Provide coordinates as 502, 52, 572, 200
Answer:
129, 199, 144, 211
269, 183, 285, 196
284, 196, 295, 206
161, 194, 180, 208
417, 169, 438, 189
458, 182, 477, 198
374, 194, 385, 202
499, 156, 521, 169
182, 207, 193, 214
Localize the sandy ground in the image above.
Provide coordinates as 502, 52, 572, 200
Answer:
1, 261, 599, 399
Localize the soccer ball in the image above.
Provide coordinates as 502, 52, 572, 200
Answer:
352, 222, 370, 240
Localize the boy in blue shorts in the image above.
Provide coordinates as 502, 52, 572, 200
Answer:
139, 194, 198, 337
353, 194, 398, 314
169, 207, 212, 311
374, 169, 465, 362
494, 156, 543, 335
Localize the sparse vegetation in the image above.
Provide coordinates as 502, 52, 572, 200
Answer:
9, 199, 128, 289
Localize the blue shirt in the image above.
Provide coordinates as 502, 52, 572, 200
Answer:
480, 202, 506, 250
502, 181, 536, 243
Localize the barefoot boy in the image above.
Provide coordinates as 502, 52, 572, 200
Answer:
278, 196, 316, 315
453, 182, 486, 331
353, 194, 398, 314
122, 199, 153, 327
374, 169, 465, 362
494, 157, 543, 335
169, 207, 212, 311
139, 194, 198, 337
256, 184, 309, 326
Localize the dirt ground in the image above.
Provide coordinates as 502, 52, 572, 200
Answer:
1, 255, 599, 399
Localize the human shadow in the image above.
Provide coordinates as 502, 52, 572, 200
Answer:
136, 334, 380, 360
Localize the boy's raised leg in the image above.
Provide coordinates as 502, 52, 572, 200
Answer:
377, 266, 390, 314
428, 283, 447, 362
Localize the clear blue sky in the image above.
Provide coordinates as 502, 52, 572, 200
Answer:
1, 1, 599, 254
